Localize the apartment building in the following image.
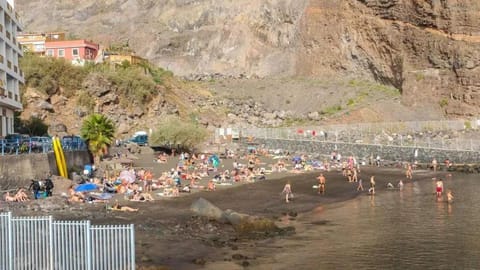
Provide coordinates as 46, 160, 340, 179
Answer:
17, 31, 65, 55
0, 0, 24, 137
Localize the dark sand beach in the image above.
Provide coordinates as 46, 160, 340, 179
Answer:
76, 152, 441, 269
6, 150, 443, 269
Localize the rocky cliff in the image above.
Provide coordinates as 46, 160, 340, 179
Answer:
16, 0, 480, 118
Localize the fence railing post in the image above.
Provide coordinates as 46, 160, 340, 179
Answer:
7, 212, 12, 270
86, 220, 92, 270
48, 215, 53, 270
130, 224, 136, 270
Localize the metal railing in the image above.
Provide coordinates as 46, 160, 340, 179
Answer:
218, 119, 480, 151
0, 138, 87, 156
0, 212, 135, 270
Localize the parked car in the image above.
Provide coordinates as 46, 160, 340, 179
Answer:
4, 133, 30, 153
62, 135, 87, 150
126, 131, 148, 146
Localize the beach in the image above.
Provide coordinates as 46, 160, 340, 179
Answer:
3, 149, 445, 269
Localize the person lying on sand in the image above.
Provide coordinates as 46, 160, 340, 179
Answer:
4, 192, 17, 202
110, 201, 138, 212
130, 191, 155, 202
68, 185, 85, 203
15, 188, 29, 202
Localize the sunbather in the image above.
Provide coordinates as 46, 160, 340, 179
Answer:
4, 192, 17, 202
111, 201, 138, 212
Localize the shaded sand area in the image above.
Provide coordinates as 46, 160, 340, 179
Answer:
5, 150, 445, 269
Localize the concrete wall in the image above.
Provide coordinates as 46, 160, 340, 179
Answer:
0, 150, 91, 188
252, 139, 480, 164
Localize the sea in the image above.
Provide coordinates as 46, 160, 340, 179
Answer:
250, 173, 480, 270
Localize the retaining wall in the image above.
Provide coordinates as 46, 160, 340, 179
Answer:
0, 151, 91, 188
252, 138, 480, 163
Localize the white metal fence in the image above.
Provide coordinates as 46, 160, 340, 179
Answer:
218, 120, 480, 151
0, 212, 135, 270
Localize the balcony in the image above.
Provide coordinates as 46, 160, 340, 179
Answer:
0, 24, 3, 33
7, 60, 11, 69
0, 55, 4, 63
6, 31, 10, 40
0, 87, 5, 97
14, 65, 17, 73
7, 3, 12, 13
12, 37, 16, 45
7, 91, 12, 99
19, 69, 22, 77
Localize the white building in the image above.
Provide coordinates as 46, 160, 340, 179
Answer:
0, 0, 23, 136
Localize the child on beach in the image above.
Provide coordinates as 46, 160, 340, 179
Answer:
436, 178, 444, 197
369, 176, 376, 195
447, 190, 454, 203
398, 179, 404, 190
282, 181, 293, 203
357, 178, 364, 191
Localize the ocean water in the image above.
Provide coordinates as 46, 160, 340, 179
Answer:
252, 174, 480, 270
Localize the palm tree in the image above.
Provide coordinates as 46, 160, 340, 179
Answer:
80, 113, 116, 164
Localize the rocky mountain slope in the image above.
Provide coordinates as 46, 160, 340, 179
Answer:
16, 0, 480, 125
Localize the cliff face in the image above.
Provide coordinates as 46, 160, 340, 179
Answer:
16, 0, 480, 117
297, 0, 480, 116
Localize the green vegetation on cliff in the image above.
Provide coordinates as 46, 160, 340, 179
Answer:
20, 54, 173, 107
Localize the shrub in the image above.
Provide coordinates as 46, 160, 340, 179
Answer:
20, 54, 87, 97
105, 66, 157, 104
464, 121, 472, 130
14, 112, 49, 136
439, 98, 448, 108
77, 91, 95, 112
150, 116, 209, 151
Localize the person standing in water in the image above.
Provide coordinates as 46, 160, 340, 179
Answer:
447, 190, 454, 203
282, 181, 293, 203
369, 176, 376, 195
435, 178, 444, 197
432, 158, 438, 172
398, 179, 404, 191
405, 163, 413, 180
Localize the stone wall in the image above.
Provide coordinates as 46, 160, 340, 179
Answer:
252, 138, 480, 164
0, 151, 91, 188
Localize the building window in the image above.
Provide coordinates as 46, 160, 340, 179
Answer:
72, 48, 79, 57
46, 49, 54, 57
34, 44, 44, 52
58, 49, 65, 57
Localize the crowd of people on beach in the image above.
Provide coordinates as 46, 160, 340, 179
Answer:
2, 145, 456, 208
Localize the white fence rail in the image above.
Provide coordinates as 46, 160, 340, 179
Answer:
218, 120, 480, 151
0, 212, 135, 270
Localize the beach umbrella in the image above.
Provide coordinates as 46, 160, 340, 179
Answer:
119, 170, 136, 183
292, 156, 302, 163
74, 183, 98, 192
